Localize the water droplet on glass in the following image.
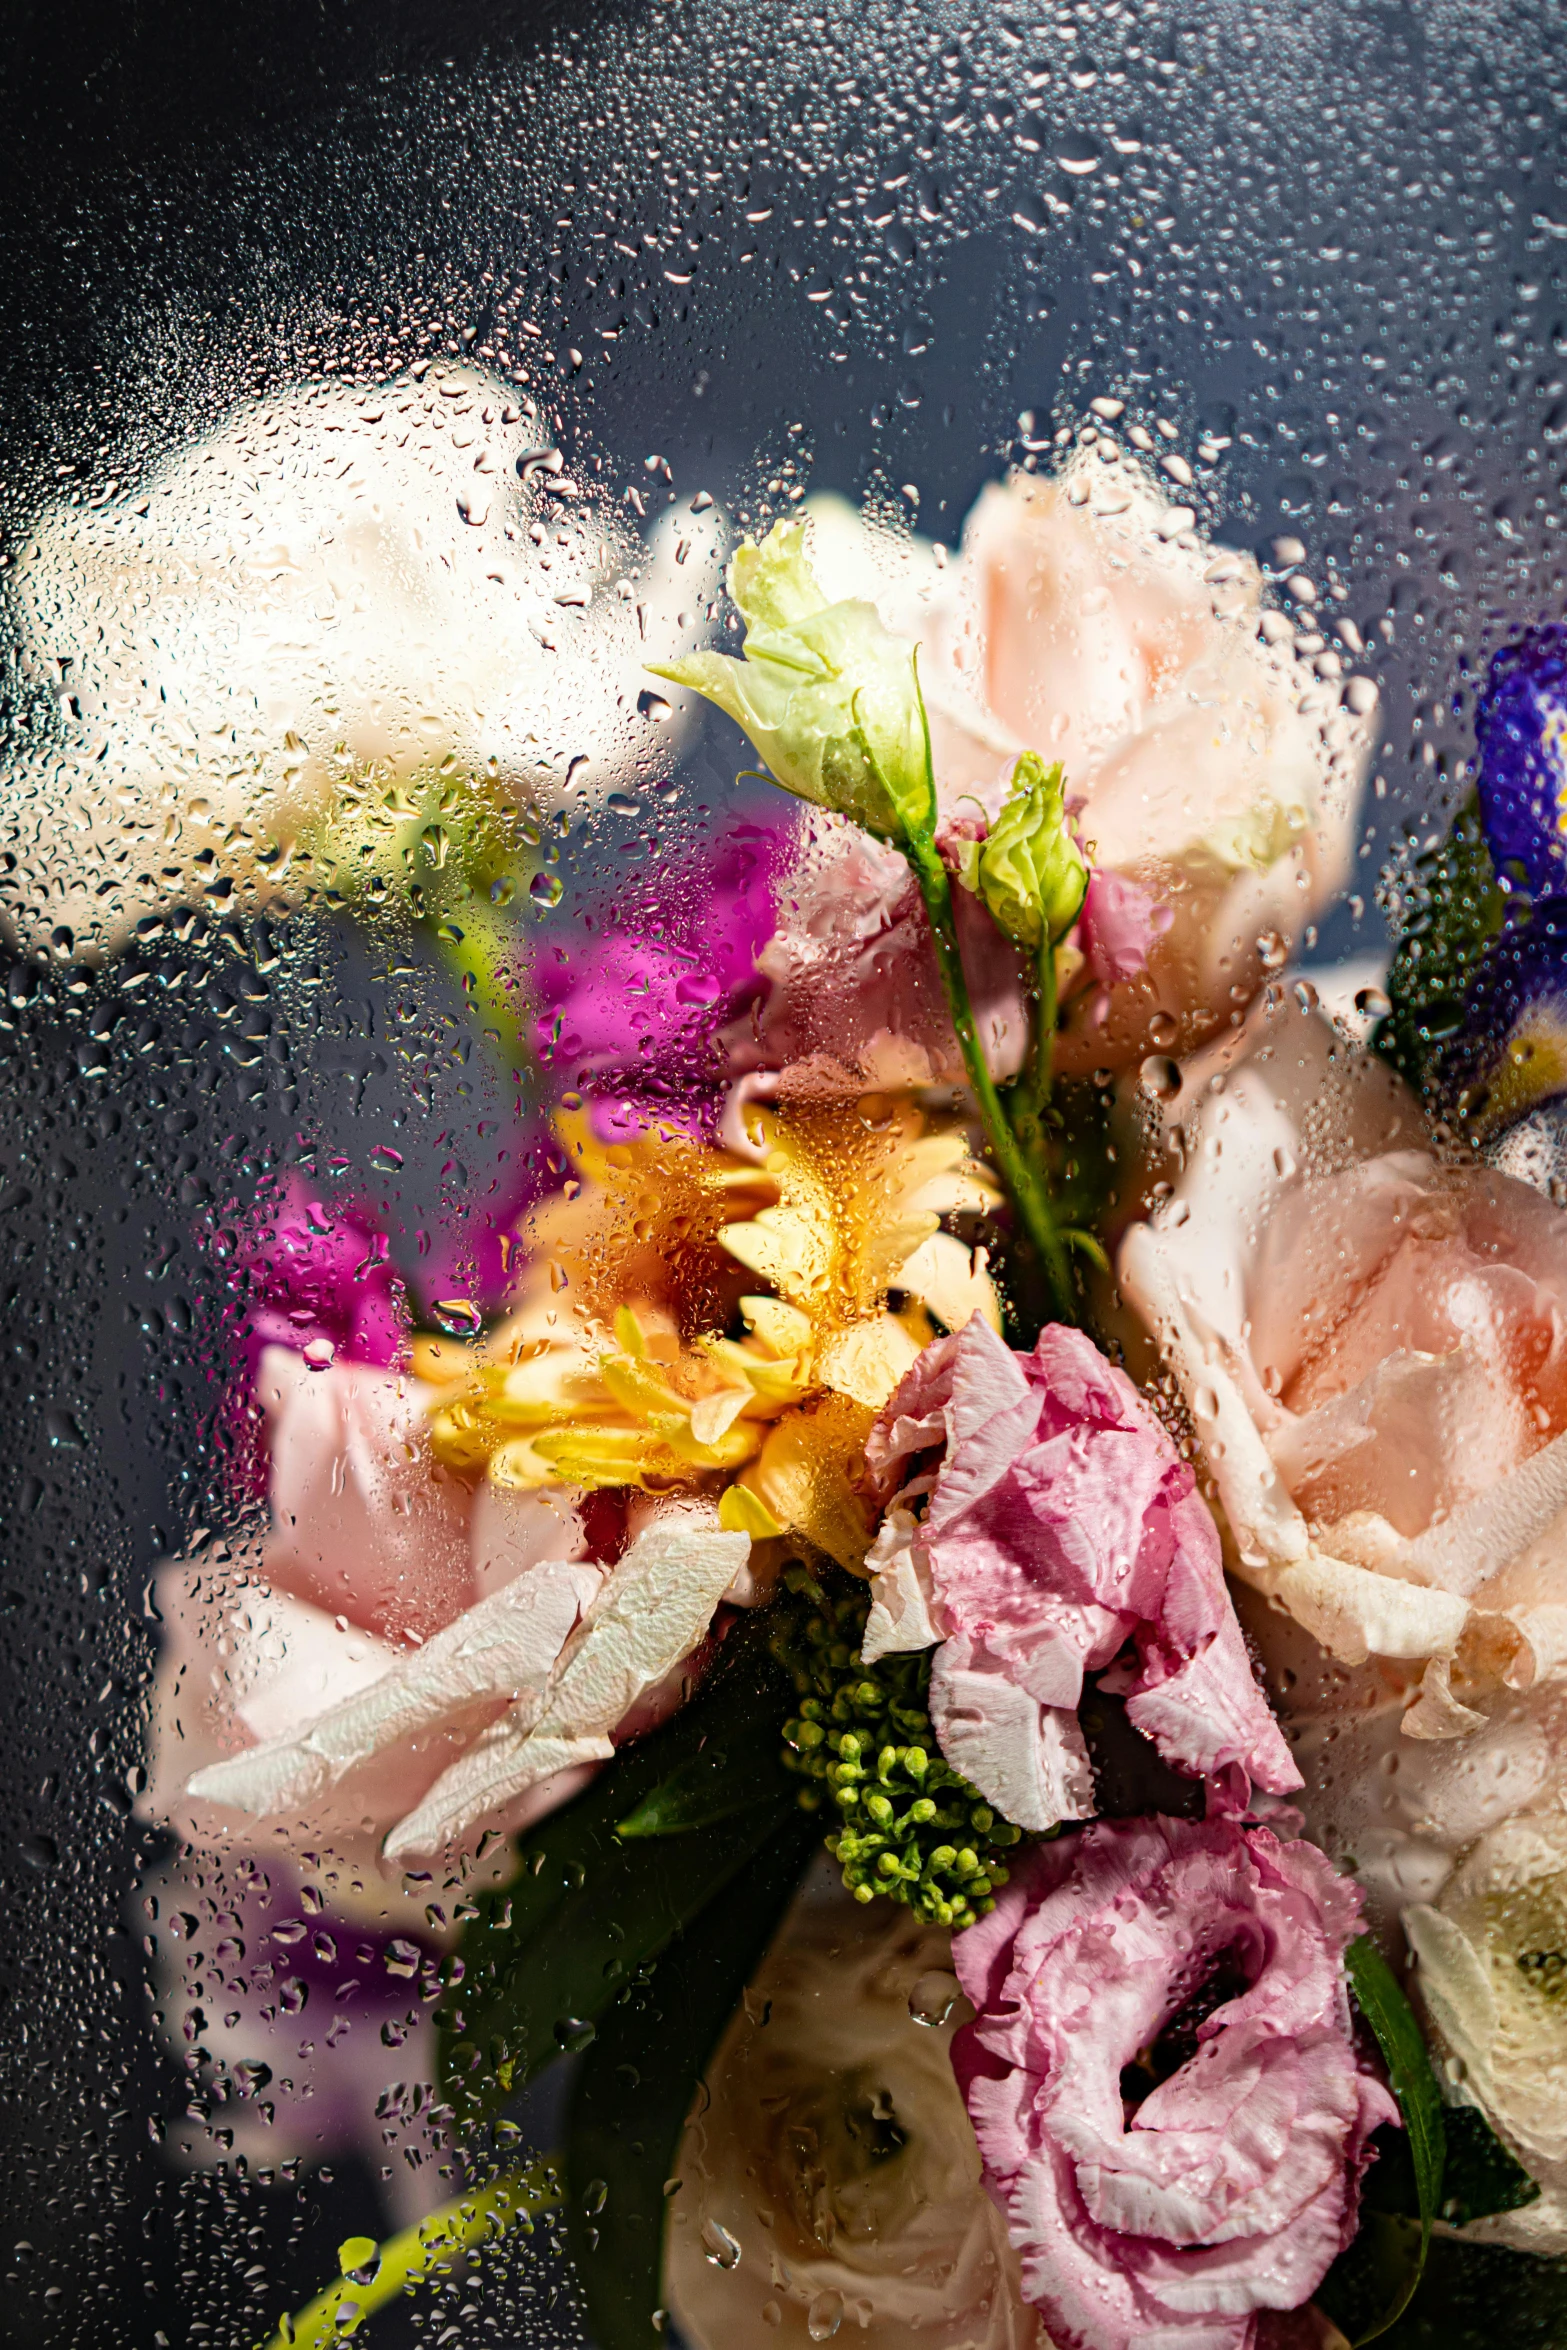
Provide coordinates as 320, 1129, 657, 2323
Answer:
369, 1144, 404, 1172
808, 2289, 844, 2340
1256, 928, 1288, 971
1354, 985, 1391, 1020
303, 1337, 336, 1371
908, 1967, 963, 2026
530, 872, 564, 908
433, 1298, 483, 1337
1140, 1054, 1181, 1102
555, 2014, 596, 2054
701, 2219, 742, 2270
1147, 1009, 1178, 1049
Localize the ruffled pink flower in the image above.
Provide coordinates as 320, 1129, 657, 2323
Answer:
863, 1316, 1299, 1829
951, 1818, 1397, 2350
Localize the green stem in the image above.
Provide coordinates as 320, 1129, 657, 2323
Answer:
1029, 932, 1058, 1119
258, 2159, 558, 2349
908, 842, 1075, 1324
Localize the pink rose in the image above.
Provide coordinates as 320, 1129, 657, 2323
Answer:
951, 1818, 1396, 2350
147, 1347, 604, 1877
1118, 996, 1567, 1736
863, 1316, 1299, 1830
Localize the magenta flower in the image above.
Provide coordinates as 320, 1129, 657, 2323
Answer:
531, 815, 788, 1131
863, 1316, 1300, 1829
951, 1819, 1396, 2350
241, 1176, 408, 1373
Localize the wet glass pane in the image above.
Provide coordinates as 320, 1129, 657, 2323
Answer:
2, 0, 1565, 2342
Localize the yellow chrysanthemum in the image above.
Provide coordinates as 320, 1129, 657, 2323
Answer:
424, 1097, 1000, 1570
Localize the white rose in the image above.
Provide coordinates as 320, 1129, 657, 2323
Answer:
665, 1860, 1042, 2350
6, 362, 719, 956
1406, 1810, 1567, 2252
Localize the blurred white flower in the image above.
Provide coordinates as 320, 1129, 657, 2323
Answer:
4, 361, 721, 955
1406, 1811, 1567, 2253
665, 1862, 1042, 2350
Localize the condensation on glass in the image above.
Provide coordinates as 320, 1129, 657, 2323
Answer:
0, 0, 1563, 2339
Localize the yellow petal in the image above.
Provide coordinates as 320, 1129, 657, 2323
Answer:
736, 1401, 873, 1573
719, 1204, 833, 1303
530, 1422, 690, 1490
739, 1295, 815, 1358
613, 1304, 648, 1357
661, 1417, 763, 1473
688, 1388, 753, 1448
718, 1482, 785, 1540
893, 1231, 1003, 1335
700, 1335, 812, 1410
487, 1435, 558, 1490
816, 1316, 923, 1410
410, 1333, 478, 1386
598, 1352, 691, 1426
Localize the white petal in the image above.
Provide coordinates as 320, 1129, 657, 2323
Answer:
382, 1513, 749, 1856
862, 1508, 940, 1660
382, 1721, 614, 1860
928, 1637, 1094, 1832
186, 1556, 600, 1819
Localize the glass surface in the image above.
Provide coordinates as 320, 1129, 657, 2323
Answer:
1, 0, 1564, 2340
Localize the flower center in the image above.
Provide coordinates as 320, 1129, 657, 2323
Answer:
1120, 1946, 1254, 2110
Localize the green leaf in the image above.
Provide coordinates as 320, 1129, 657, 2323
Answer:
563, 1815, 818, 2350
1376, 793, 1506, 1110
1342, 1935, 1447, 2345
438, 1606, 801, 2124
615, 1739, 780, 1839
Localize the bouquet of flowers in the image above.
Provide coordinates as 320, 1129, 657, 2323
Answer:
147, 432, 1567, 2350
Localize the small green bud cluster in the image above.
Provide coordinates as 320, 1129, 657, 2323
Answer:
774, 1565, 1026, 1931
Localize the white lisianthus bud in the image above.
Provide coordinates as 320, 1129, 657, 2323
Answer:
652, 520, 936, 843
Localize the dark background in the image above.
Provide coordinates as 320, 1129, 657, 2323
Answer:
0, 0, 1564, 2341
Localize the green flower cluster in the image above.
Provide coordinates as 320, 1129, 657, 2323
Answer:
774, 1566, 1026, 1930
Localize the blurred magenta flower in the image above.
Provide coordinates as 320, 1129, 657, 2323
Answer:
242, 1177, 409, 1372
530, 815, 789, 1133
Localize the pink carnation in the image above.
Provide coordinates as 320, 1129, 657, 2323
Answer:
951, 1818, 1397, 2350
864, 1316, 1299, 1829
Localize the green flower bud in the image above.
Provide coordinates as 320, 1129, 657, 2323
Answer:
957, 751, 1088, 950
649, 521, 936, 843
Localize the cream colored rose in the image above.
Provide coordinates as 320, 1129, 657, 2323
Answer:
1120, 995, 1567, 1741
665, 1861, 1042, 2350
917, 453, 1371, 1072
1406, 1811, 1567, 2252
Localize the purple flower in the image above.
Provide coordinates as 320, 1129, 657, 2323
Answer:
1477, 620, 1567, 897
